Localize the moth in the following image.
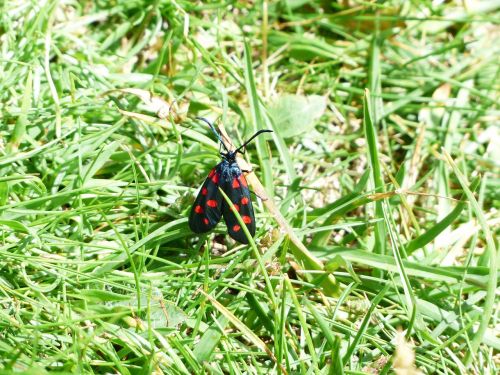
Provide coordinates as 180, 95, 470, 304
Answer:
189, 118, 272, 244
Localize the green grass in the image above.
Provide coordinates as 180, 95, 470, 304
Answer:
1, 1, 499, 374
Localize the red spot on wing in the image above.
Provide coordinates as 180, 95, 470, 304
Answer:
211, 173, 219, 184
194, 205, 203, 214
233, 204, 240, 212
242, 215, 252, 224
232, 178, 240, 188
201, 187, 208, 195
233, 225, 241, 232
207, 200, 218, 208
203, 218, 209, 225
208, 169, 216, 178
241, 197, 249, 205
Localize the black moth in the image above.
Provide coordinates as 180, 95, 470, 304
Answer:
189, 118, 272, 244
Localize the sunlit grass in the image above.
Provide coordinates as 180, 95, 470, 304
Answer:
0, 1, 498, 374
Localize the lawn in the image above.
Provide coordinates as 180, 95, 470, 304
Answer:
0, 1, 499, 374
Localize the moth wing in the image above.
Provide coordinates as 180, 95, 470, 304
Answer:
188, 167, 223, 233
221, 174, 256, 244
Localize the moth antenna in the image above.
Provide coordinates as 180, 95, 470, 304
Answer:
196, 117, 230, 153
235, 129, 273, 154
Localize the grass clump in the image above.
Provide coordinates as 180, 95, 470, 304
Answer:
0, 1, 498, 374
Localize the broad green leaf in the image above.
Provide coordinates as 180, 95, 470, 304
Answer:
269, 94, 327, 138
0, 219, 32, 234
75, 289, 131, 302
193, 316, 228, 363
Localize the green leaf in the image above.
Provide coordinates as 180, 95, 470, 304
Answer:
269, 94, 327, 138
325, 255, 361, 283
406, 177, 480, 254
363, 89, 386, 263
155, 300, 188, 329
193, 316, 228, 363
0, 219, 32, 234
75, 289, 131, 302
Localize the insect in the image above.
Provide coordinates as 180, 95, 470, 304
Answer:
189, 118, 272, 244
